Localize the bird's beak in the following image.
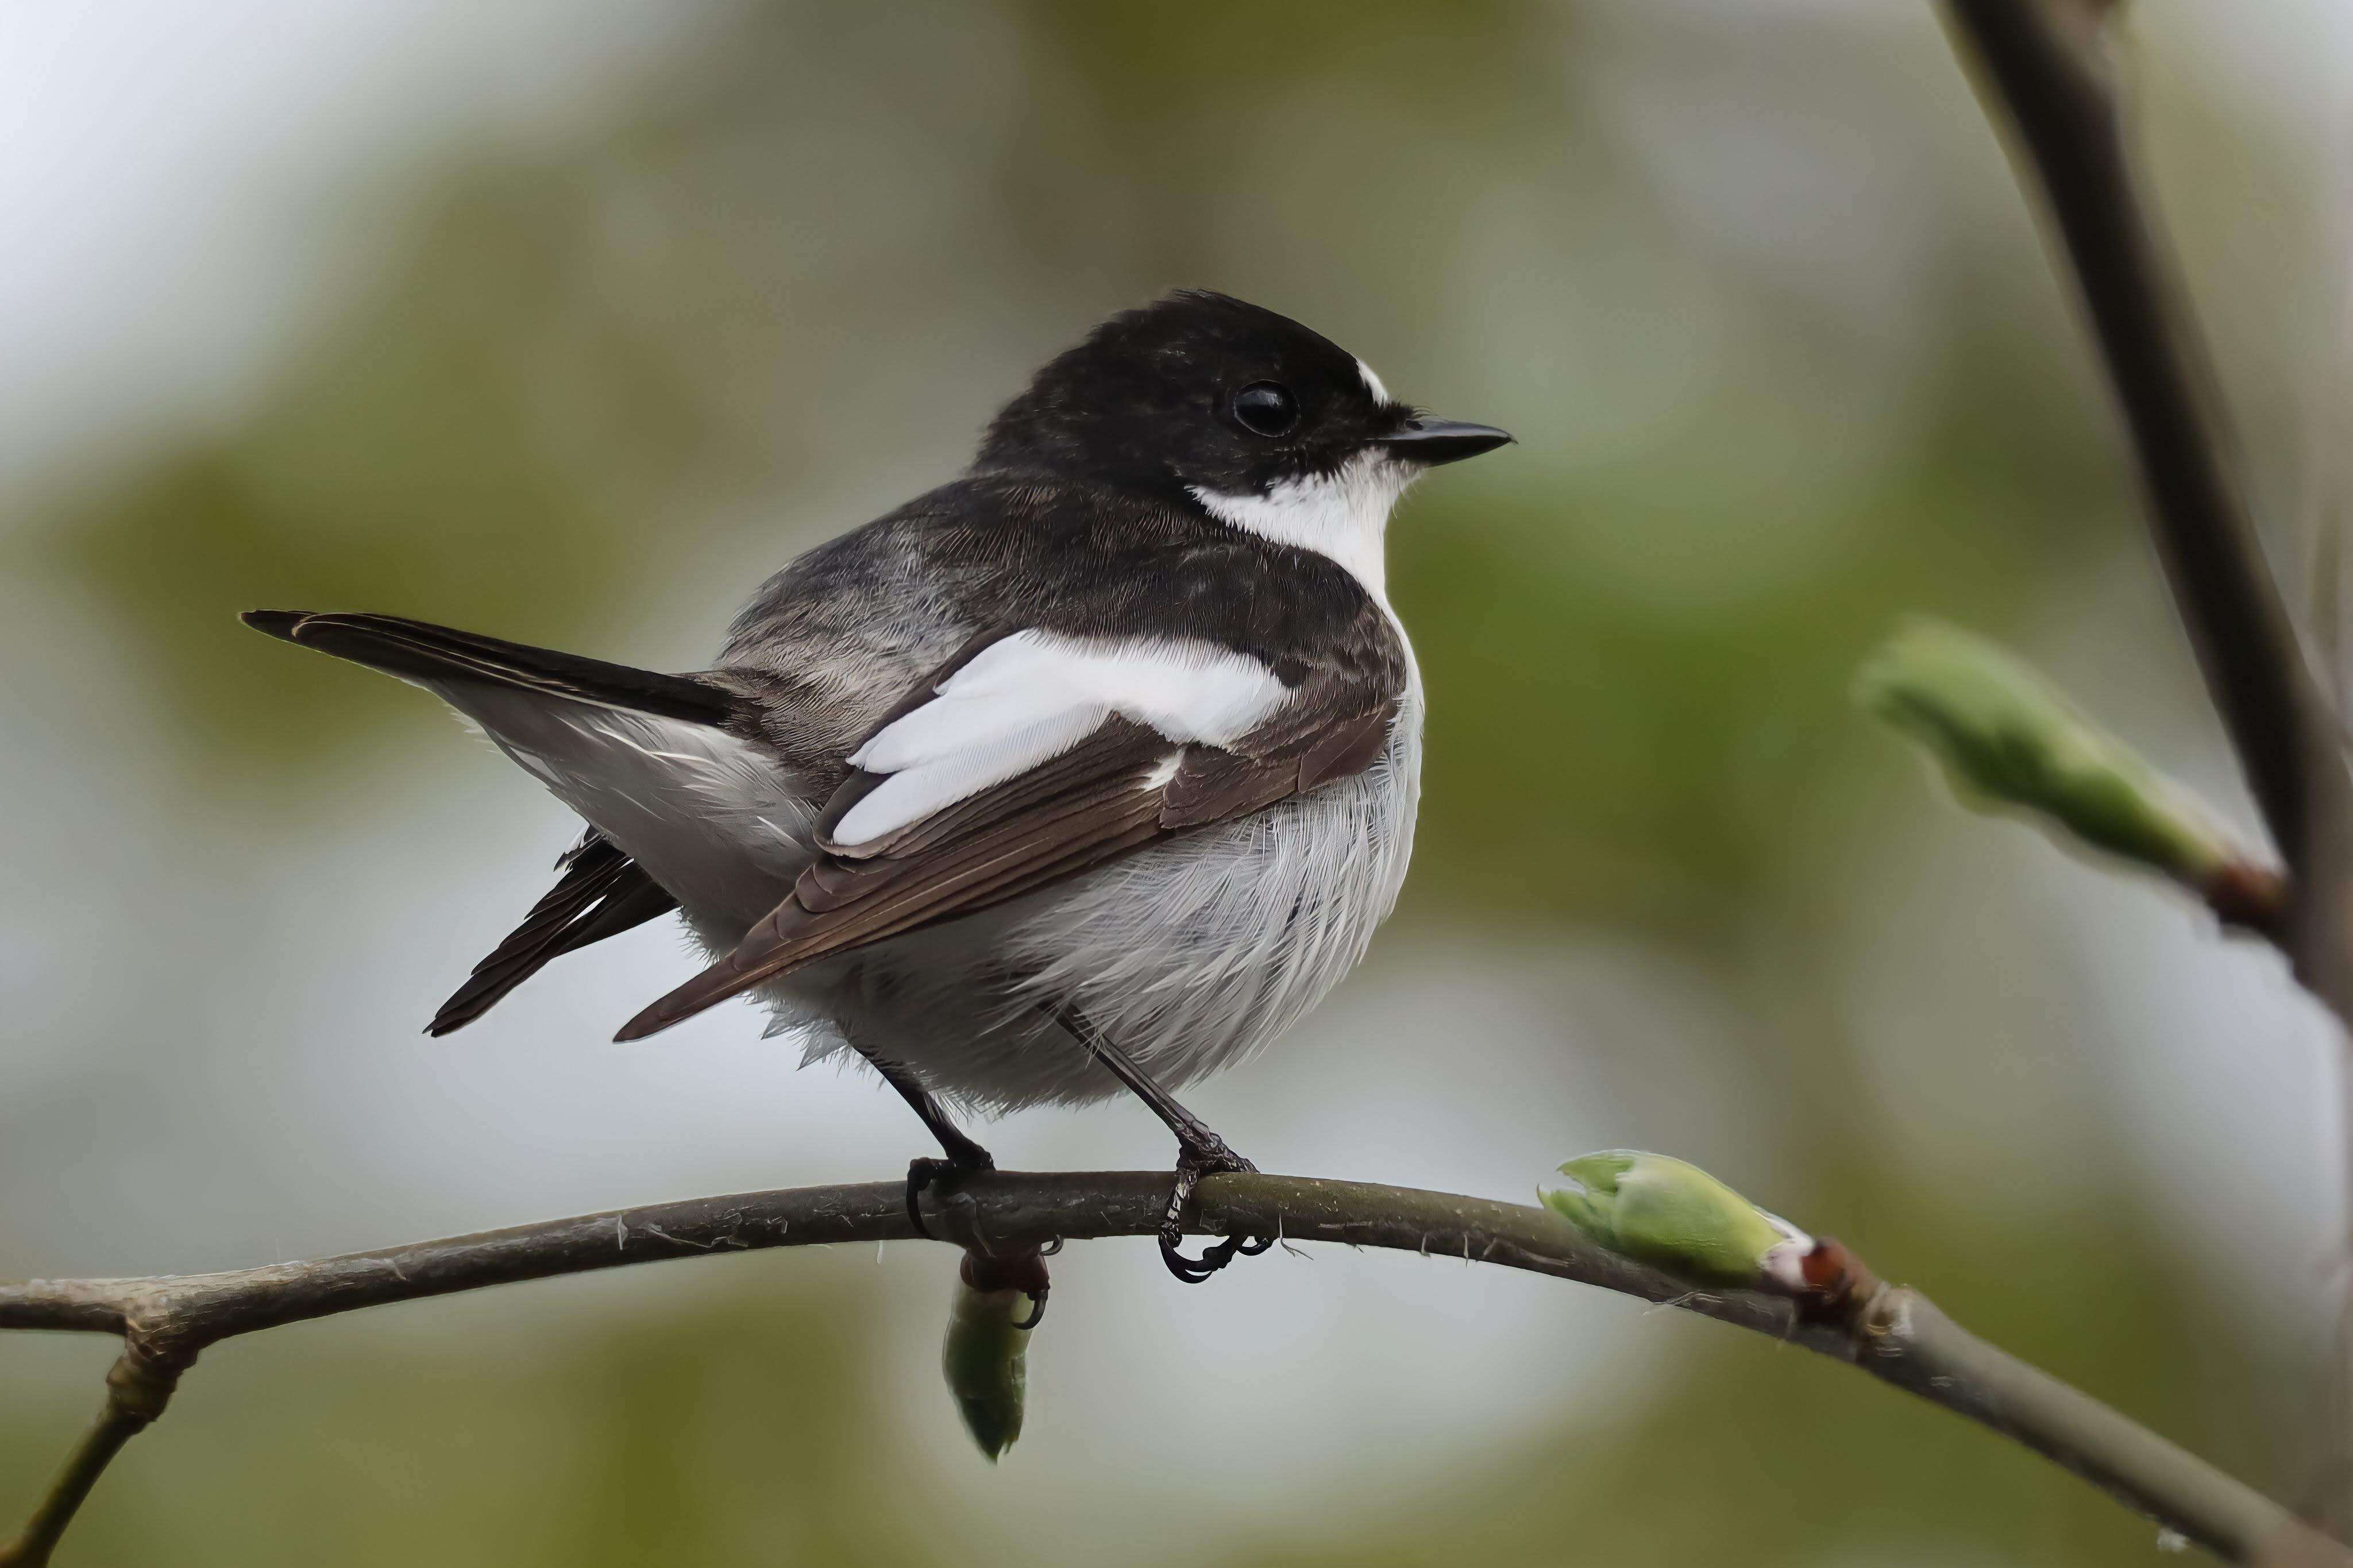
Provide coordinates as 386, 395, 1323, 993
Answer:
1375, 417, 1514, 466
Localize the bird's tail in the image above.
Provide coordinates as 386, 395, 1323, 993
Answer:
426, 833, 677, 1036
240, 611, 739, 725
244, 609, 783, 1034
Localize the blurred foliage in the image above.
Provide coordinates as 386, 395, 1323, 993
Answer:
24, 157, 750, 763
0, 0, 2319, 1563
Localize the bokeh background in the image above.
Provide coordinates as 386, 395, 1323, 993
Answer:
5, 2, 2351, 1562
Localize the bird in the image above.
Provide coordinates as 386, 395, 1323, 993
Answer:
244, 289, 1511, 1281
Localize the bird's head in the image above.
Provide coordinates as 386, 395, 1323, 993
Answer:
974, 291, 1511, 555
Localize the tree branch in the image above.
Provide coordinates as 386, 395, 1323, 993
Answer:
1939, 0, 2353, 1529
0, 1170, 2341, 1566
0, 1347, 180, 1568
1938, 0, 2353, 917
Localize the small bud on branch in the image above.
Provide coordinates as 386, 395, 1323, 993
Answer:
1542, 1152, 1880, 1325
940, 1243, 1048, 1460
1856, 619, 2286, 938
1544, 1152, 1804, 1293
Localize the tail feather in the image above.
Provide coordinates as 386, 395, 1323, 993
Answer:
243, 611, 736, 1029
427, 835, 677, 1036
245, 610, 848, 1031
241, 610, 738, 727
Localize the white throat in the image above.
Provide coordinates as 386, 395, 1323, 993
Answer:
1189, 451, 1415, 605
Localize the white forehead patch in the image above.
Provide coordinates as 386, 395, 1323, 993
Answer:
1356, 358, 1390, 404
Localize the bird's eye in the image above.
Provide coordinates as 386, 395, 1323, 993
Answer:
1230, 382, 1299, 438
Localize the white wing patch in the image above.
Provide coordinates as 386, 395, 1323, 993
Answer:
832, 631, 1289, 848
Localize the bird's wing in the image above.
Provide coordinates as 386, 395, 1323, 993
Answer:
426, 831, 678, 1036
614, 625, 1403, 1040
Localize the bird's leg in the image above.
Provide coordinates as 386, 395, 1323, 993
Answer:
859, 1051, 996, 1238
862, 1054, 1053, 1329
1051, 1005, 1274, 1284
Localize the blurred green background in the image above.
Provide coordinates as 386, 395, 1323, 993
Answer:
3, 2, 2348, 1562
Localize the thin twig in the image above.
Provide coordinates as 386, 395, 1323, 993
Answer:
1938, 0, 2352, 912
1939, 0, 2353, 1528
0, 1349, 183, 1568
0, 1170, 2340, 1565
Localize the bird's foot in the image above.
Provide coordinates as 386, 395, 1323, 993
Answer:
1160, 1134, 1274, 1284
962, 1242, 1052, 1331
907, 1149, 996, 1239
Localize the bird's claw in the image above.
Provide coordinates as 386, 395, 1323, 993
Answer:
1159, 1138, 1271, 1284
906, 1152, 995, 1239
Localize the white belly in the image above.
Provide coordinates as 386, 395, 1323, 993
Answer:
774, 681, 1424, 1111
